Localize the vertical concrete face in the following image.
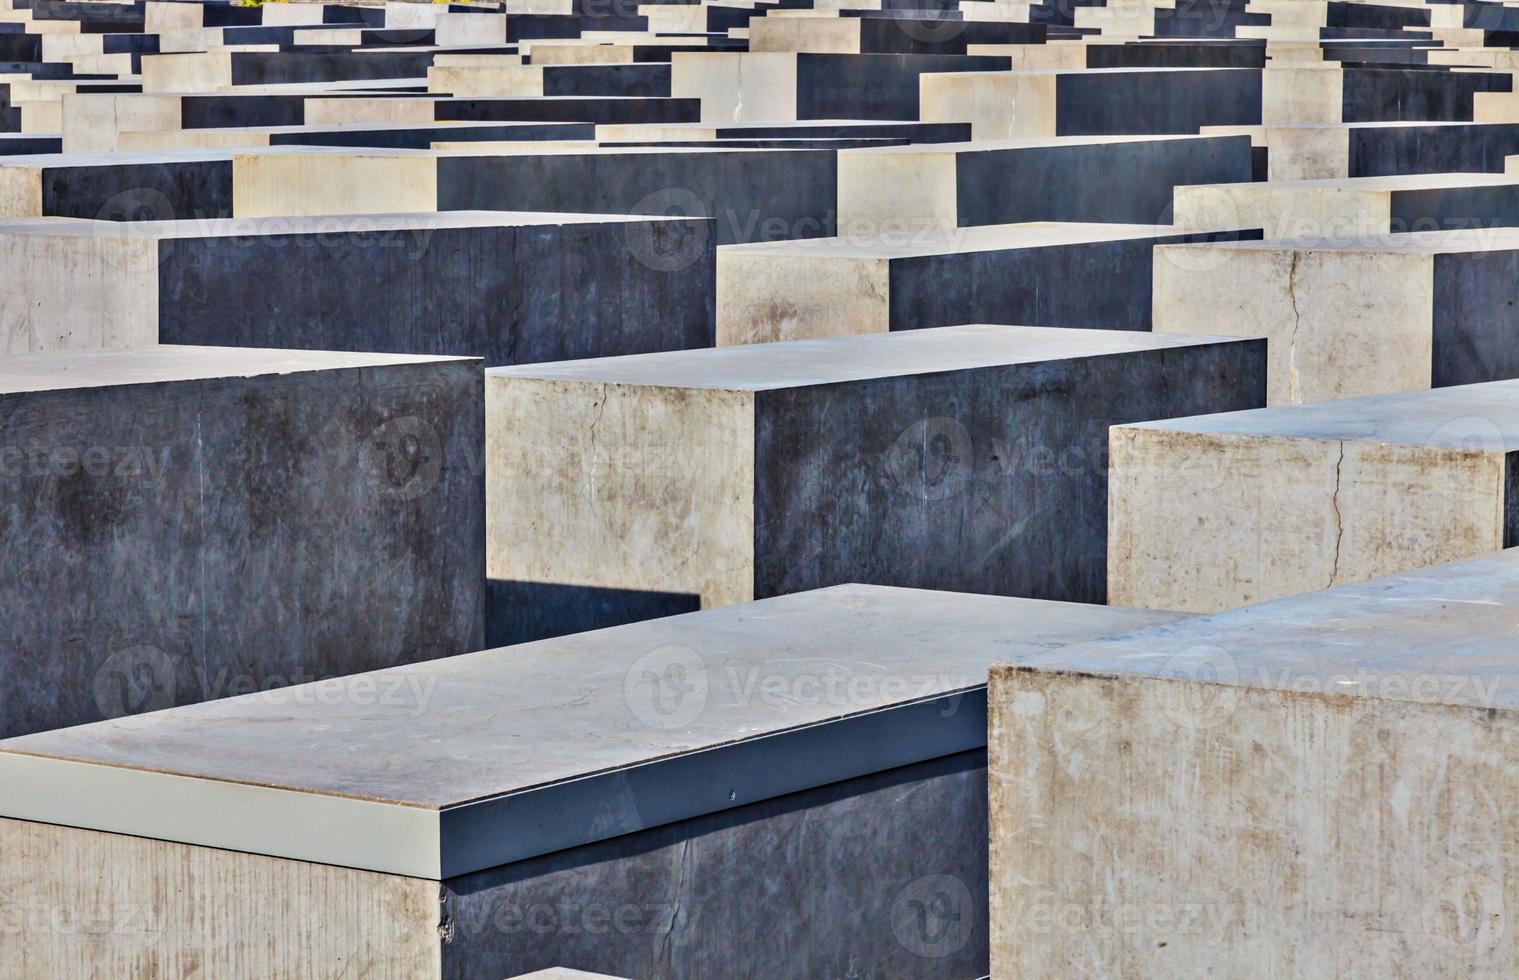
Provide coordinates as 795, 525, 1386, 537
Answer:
232, 151, 437, 217
1108, 426, 1507, 613
0, 227, 158, 354
989, 667, 1519, 978
717, 248, 892, 345
484, 326, 1265, 633
0, 348, 484, 737
485, 375, 757, 610
0, 818, 442, 979
1153, 242, 1436, 404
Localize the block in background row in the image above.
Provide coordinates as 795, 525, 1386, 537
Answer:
0, 584, 1182, 979
0, 150, 233, 219
0, 211, 715, 364
0, 345, 483, 737
1109, 380, 1519, 613
716, 222, 1259, 346
838, 134, 1254, 233
990, 549, 1519, 977
671, 50, 1014, 122
1171, 171, 1519, 237
1154, 229, 1519, 404
920, 66, 1263, 140
485, 324, 1264, 644
436, 145, 839, 245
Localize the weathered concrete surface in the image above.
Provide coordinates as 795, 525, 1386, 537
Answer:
0, 585, 1182, 977
1108, 380, 1519, 613
1154, 229, 1519, 404
485, 324, 1265, 635
0, 211, 715, 364
716, 222, 1258, 345
837, 134, 1254, 232
990, 548, 1519, 978
0, 346, 483, 737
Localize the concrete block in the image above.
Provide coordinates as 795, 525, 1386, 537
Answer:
670, 50, 1012, 123
0, 150, 232, 220
231, 147, 435, 217
716, 222, 1258, 345
0, 210, 714, 363
1154, 229, 1519, 404
438, 146, 839, 245
0, 345, 482, 737
837, 134, 1254, 232
1171, 171, 1519, 237
920, 66, 1262, 140
1109, 380, 1519, 613
989, 548, 1519, 977
0, 584, 1181, 978
484, 324, 1264, 641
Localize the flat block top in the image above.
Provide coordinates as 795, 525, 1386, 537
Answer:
1161, 228, 1519, 255
842, 132, 1243, 155
1181, 172, 1519, 193
0, 209, 700, 241
1121, 379, 1519, 448
0, 585, 1179, 876
0, 149, 235, 169
1013, 549, 1519, 712
0, 345, 473, 396
721, 221, 1198, 259
487, 324, 1256, 391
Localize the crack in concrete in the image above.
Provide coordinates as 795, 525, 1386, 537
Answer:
1328, 441, 1346, 587
656, 837, 692, 971
1285, 250, 1304, 404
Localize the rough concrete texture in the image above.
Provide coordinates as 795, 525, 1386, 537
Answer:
0, 346, 483, 736
990, 548, 1519, 978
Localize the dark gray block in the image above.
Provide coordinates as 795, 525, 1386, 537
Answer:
0, 346, 483, 737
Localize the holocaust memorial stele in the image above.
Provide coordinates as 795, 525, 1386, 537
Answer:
6, 0, 1519, 977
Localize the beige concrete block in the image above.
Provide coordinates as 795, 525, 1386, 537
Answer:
670, 51, 797, 124
62, 94, 182, 154
140, 51, 233, 94
0, 222, 160, 354
748, 16, 861, 53
436, 12, 508, 46
232, 151, 438, 218
837, 146, 957, 235
525, 41, 638, 65
1262, 65, 1343, 125
989, 547, 1519, 977
1153, 239, 1435, 404
427, 57, 532, 97
717, 248, 890, 345
964, 41, 1088, 68
0, 818, 439, 979
920, 71, 1057, 140
302, 96, 438, 127
486, 375, 757, 608
0, 164, 42, 218
145, 0, 204, 33
1108, 381, 1519, 612
17, 100, 60, 134
119, 128, 273, 151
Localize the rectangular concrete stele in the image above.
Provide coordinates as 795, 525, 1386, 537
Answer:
0, 585, 1182, 978
715, 221, 1258, 345
0, 345, 483, 738
1153, 229, 1519, 405
232, 147, 437, 217
0, 210, 714, 363
484, 324, 1264, 638
1171, 172, 1519, 238
1108, 380, 1519, 613
989, 548, 1519, 978
836, 134, 1254, 233
0, 151, 234, 221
